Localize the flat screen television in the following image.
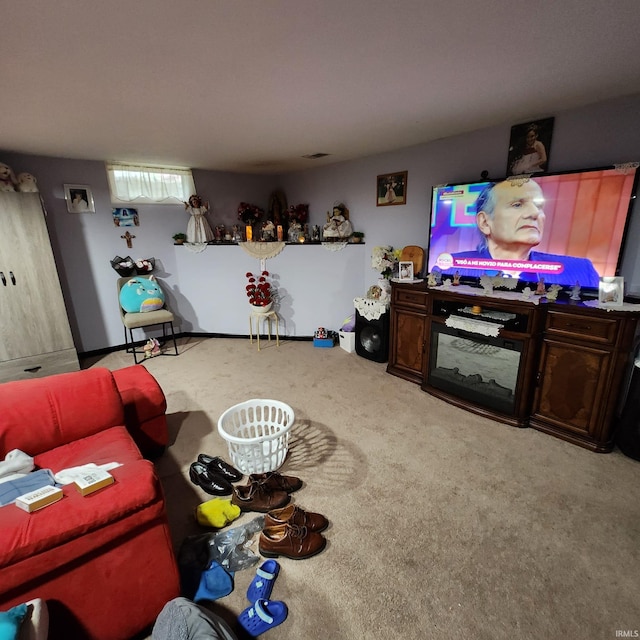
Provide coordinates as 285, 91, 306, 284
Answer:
427, 165, 639, 293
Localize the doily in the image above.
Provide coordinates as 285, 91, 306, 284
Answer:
239, 241, 285, 259
354, 297, 389, 320
184, 242, 207, 254
322, 242, 348, 252
582, 300, 640, 312
445, 316, 502, 337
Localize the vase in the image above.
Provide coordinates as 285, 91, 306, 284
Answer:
250, 301, 273, 314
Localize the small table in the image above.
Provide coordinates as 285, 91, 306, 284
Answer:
249, 310, 280, 351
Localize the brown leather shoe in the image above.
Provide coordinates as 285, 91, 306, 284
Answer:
259, 523, 326, 560
250, 471, 303, 493
231, 480, 290, 513
265, 504, 329, 532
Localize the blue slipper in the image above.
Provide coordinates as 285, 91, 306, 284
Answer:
238, 599, 288, 637
247, 559, 280, 603
194, 560, 234, 603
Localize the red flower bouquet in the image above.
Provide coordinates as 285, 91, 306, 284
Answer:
246, 271, 273, 306
285, 203, 309, 224
238, 202, 265, 224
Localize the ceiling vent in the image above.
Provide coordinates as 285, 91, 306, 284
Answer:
302, 153, 331, 160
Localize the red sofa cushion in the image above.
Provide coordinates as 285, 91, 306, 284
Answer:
0, 368, 124, 457
0, 427, 163, 586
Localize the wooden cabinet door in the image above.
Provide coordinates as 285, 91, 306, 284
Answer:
533, 338, 611, 437
0, 193, 74, 362
388, 307, 427, 383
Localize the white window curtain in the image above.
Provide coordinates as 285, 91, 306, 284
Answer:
106, 163, 196, 205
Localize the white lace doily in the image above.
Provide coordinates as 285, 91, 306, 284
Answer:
582, 300, 640, 312
445, 316, 502, 337
184, 242, 208, 254
354, 297, 389, 320
239, 241, 285, 259
322, 242, 348, 252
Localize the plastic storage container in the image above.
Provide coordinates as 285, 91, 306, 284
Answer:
217, 399, 295, 474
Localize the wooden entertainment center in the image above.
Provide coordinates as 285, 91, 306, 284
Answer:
387, 281, 640, 452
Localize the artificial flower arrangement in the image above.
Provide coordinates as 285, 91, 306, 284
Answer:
285, 203, 309, 224
246, 271, 273, 306
238, 202, 264, 224
371, 246, 400, 279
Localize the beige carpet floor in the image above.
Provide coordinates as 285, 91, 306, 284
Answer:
85, 336, 640, 640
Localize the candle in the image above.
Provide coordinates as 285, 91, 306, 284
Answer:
277, 225, 283, 241
246, 225, 252, 242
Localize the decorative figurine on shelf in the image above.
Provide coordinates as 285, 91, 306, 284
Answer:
184, 194, 214, 243
261, 220, 276, 241
570, 281, 582, 301
546, 284, 562, 301
427, 272, 437, 287
535, 277, 547, 296
214, 224, 225, 242
0, 162, 17, 191
480, 274, 494, 294
323, 203, 353, 240
312, 225, 321, 241
16, 172, 39, 192
288, 219, 302, 242
232, 224, 242, 242
521, 286, 533, 300
452, 271, 461, 286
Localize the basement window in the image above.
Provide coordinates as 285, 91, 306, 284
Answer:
106, 162, 196, 205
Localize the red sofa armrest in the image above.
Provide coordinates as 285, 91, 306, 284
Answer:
111, 365, 169, 458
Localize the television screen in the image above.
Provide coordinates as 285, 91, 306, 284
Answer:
427, 165, 639, 291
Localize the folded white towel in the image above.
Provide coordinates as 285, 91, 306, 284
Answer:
54, 462, 122, 485
0, 449, 34, 479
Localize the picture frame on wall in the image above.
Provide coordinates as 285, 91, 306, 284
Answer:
506, 117, 554, 176
599, 276, 624, 307
377, 171, 407, 206
65, 184, 95, 213
398, 261, 414, 281
112, 208, 139, 227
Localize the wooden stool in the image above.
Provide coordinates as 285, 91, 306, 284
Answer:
249, 309, 280, 351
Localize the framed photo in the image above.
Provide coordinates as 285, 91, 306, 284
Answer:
506, 117, 554, 176
112, 208, 139, 227
398, 261, 414, 281
599, 276, 624, 307
377, 171, 407, 206
64, 184, 95, 213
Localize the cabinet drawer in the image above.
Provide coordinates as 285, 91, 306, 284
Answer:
394, 288, 428, 310
546, 311, 618, 344
0, 348, 79, 383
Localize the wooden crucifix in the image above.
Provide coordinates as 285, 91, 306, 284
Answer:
121, 231, 136, 248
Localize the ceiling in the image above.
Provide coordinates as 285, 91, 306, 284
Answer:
2, 0, 640, 174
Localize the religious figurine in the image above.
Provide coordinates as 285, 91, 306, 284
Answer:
312, 225, 321, 241
323, 203, 353, 240
261, 220, 276, 241
546, 284, 562, 301
452, 271, 461, 286
288, 220, 302, 242
570, 281, 581, 301
535, 277, 547, 296
521, 286, 533, 300
232, 224, 242, 242
184, 194, 214, 243
214, 224, 225, 242
427, 272, 437, 287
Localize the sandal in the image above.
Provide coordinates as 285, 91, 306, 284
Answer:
238, 599, 288, 637
247, 559, 280, 603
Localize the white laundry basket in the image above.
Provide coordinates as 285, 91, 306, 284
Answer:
217, 399, 295, 474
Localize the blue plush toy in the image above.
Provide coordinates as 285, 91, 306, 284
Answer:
119, 276, 165, 313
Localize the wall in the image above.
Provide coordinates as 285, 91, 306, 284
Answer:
2, 93, 639, 354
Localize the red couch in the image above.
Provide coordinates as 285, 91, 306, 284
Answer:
0, 366, 180, 640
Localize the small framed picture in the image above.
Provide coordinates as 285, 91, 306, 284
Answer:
64, 184, 95, 213
377, 171, 407, 206
599, 276, 624, 307
112, 208, 139, 227
506, 117, 554, 176
398, 261, 414, 281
